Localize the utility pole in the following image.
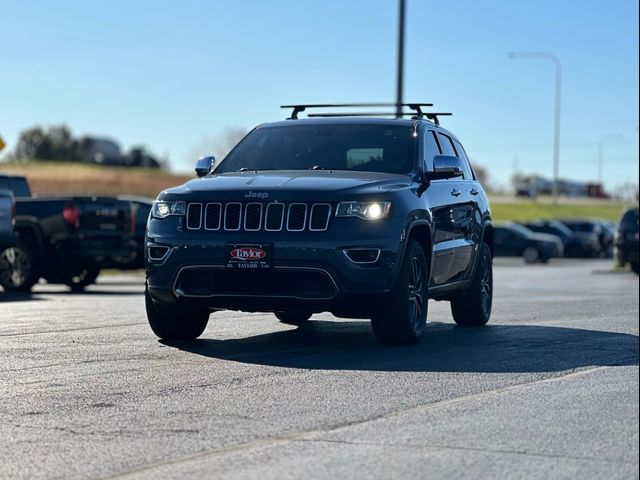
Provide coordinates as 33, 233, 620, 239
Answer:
508, 52, 562, 204
597, 134, 624, 186
396, 0, 406, 118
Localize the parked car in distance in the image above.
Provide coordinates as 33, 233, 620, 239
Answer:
615, 207, 639, 274
494, 223, 563, 263
556, 219, 605, 258
593, 219, 615, 258
520, 219, 600, 258
145, 103, 495, 345
115, 196, 153, 270
0, 174, 135, 292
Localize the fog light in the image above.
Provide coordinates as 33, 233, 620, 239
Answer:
148, 245, 170, 261
343, 248, 381, 264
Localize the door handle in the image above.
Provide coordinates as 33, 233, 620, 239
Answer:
451, 189, 461, 197
470, 188, 479, 196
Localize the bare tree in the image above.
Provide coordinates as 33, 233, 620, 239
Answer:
189, 127, 248, 168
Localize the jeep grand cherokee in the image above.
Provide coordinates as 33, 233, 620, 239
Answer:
145, 104, 494, 344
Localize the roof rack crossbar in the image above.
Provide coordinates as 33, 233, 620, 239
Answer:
281, 103, 434, 120
307, 112, 425, 118
424, 112, 452, 126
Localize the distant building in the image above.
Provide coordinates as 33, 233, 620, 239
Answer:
515, 175, 608, 198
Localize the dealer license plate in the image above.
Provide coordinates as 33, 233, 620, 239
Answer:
226, 244, 272, 269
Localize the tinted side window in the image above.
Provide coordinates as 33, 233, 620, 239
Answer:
422, 130, 441, 170
11, 178, 31, 197
452, 139, 474, 180
436, 132, 456, 156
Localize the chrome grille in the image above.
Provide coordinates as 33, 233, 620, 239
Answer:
244, 203, 263, 231
265, 203, 285, 231
186, 202, 331, 232
224, 203, 242, 231
204, 203, 222, 230
186, 203, 203, 230
310, 204, 332, 231
287, 203, 307, 231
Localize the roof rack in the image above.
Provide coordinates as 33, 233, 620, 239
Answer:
280, 103, 447, 121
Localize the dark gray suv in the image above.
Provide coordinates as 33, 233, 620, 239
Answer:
145, 104, 494, 344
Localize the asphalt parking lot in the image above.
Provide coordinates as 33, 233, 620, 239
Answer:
1, 259, 638, 479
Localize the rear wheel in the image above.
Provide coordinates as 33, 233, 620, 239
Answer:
62, 264, 101, 291
145, 287, 209, 340
451, 242, 492, 327
0, 243, 40, 292
274, 311, 312, 326
370, 239, 428, 345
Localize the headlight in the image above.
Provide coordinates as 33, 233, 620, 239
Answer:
152, 201, 186, 219
336, 201, 391, 220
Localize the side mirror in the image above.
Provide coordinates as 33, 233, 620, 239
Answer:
195, 156, 215, 177
424, 155, 464, 181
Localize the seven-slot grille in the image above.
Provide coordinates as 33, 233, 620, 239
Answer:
186, 202, 332, 232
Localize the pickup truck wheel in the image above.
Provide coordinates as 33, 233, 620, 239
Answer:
274, 311, 312, 326
0, 243, 39, 292
145, 287, 209, 340
63, 265, 100, 291
451, 242, 492, 327
371, 239, 428, 345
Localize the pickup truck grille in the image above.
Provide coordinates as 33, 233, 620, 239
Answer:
186, 202, 332, 232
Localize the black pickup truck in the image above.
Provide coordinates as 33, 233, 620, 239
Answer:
0, 174, 135, 292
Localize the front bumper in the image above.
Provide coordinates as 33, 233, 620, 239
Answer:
146, 217, 406, 314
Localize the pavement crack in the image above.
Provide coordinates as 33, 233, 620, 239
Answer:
294, 438, 634, 465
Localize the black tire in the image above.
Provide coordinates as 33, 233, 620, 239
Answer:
0, 242, 40, 292
522, 246, 540, 263
145, 287, 209, 340
451, 242, 493, 327
631, 262, 639, 275
274, 311, 312, 326
370, 239, 428, 345
62, 264, 101, 291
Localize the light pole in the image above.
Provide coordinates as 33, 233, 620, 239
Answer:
597, 134, 623, 187
508, 51, 561, 204
396, 0, 406, 118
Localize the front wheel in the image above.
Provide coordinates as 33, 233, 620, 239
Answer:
145, 287, 209, 340
522, 246, 540, 263
370, 239, 429, 345
451, 242, 492, 327
0, 243, 40, 292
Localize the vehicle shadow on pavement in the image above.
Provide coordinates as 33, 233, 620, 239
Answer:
162, 321, 639, 373
0, 292, 48, 303
29, 289, 143, 296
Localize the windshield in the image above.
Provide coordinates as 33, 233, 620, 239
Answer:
215, 124, 415, 175
563, 222, 598, 233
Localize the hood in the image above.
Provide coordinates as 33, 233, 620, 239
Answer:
160, 170, 412, 201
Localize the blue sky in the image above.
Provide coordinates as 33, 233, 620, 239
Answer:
0, 0, 638, 191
